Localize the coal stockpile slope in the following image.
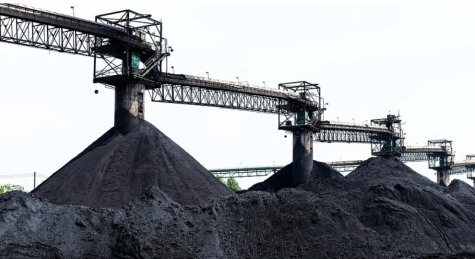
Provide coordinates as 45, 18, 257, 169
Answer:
248, 160, 343, 193
32, 121, 234, 208
0, 189, 395, 259
5, 157, 475, 258
298, 157, 475, 256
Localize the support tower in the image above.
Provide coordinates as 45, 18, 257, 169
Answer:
278, 81, 322, 185
427, 140, 454, 186
92, 10, 169, 134
465, 155, 475, 186
370, 114, 405, 158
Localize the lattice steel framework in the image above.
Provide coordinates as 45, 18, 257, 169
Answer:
460, 155, 475, 177
0, 4, 167, 90
427, 140, 453, 170
210, 166, 282, 178
209, 160, 363, 178
93, 9, 166, 88
150, 84, 284, 113
0, 172, 48, 179
400, 152, 429, 162
370, 114, 405, 157
400, 147, 446, 162
278, 81, 321, 131
451, 165, 475, 175
0, 4, 109, 56
314, 128, 393, 143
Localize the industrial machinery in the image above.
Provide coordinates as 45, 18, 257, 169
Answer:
216, 139, 475, 187
0, 4, 456, 185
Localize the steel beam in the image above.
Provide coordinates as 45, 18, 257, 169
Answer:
0, 4, 142, 46
314, 128, 392, 144
0, 14, 107, 56
150, 84, 284, 113
209, 160, 363, 178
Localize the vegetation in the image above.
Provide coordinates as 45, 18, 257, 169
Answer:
0, 184, 25, 195
215, 176, 242, 191
226, 178, 241, 191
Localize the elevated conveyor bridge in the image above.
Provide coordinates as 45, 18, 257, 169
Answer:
219, 140, 472, 187
210, 160, 363, 178
0, 4, 467, 186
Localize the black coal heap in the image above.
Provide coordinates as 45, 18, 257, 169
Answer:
32, 120, 235, 208
3, 146, 475, 258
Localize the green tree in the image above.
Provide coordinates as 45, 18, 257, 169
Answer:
226, 177, 241, 191
0, 184, 25, 195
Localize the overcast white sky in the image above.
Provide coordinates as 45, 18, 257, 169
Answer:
1, 0, 474, 191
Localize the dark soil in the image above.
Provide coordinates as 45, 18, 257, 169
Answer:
3, 156, 475, 258
32, 121, 235, 208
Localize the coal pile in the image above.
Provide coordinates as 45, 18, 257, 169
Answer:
4, 156, 475, 258
248, 160, 343, 193
32, 121, 234, 208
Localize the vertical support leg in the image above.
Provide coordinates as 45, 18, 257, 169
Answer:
436, 169, 450, 186
292, 130, 313, 186
114, 82, 145, 134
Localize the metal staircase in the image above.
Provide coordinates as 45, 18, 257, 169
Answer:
139, 50, 170, 77
139, 51, 170, 78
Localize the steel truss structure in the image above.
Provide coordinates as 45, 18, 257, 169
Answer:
427, 140, 453, 170
210, 166, 282, 178
459, 155, 475, 177
401, 152, 429, 162
93, 9, 166, 88
7, 4, 472, 183
0, 4, 108, 56
150, 84, 283, 113
451, 165, 475, 175
209, 160, 363, 178
370, 114, 405, 157
277, 81, 322, 131
400, 147, 446, 162
314, 127, 392, 143
150, 74, 310, 113
0, 172, 48, 179
0, 4, 166, 88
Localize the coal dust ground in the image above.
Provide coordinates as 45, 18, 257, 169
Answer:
3, 122, 475, 258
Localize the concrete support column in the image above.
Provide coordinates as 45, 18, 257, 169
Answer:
114, 82, 145, 134
292, 130, 313, 186
436, 169, 450, 186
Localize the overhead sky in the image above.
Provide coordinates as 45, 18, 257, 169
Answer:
1, 0, 474, 191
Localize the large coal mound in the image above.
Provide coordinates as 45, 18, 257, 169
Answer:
32, 121, 234, 208
248, 160, 343, 193
5, 156, 475, 258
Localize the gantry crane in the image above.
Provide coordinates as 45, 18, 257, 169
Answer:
0, 4, 413, 185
